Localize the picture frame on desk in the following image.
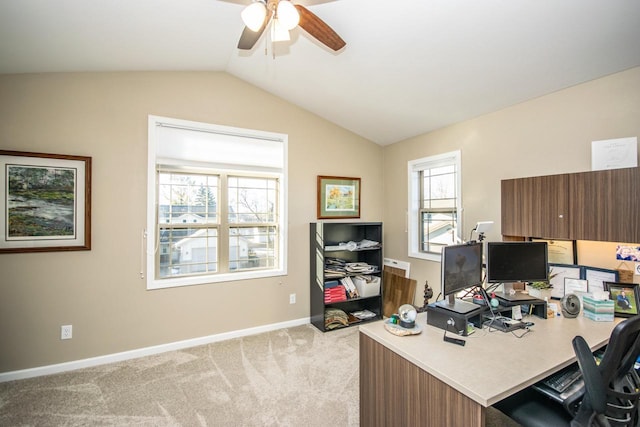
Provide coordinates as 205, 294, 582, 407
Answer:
549, 264, 583, 299
0, 150, 91, 253
604, 282, 640, 317
564, 277, 588, 294
317, 175, 361, 219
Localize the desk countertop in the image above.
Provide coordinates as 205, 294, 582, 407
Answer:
358, 312, 619, 407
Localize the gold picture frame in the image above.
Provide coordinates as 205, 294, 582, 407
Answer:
0, 150, 92, 253
317, 175, 361, 219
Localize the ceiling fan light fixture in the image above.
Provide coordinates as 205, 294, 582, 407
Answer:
271, 17, 290, 42
276, 0, 300, 31
241, 1, 267, 32
236, 0, 345, 52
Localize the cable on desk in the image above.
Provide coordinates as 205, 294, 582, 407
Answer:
478, 286, 533, 338
510, 327, 532, 338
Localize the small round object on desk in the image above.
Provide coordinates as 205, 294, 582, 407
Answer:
398, 304, 417, 329
490, 297, 499, 308
399, 320, 415, 328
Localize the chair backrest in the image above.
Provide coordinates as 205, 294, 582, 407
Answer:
589, 315, 640, 426
599, 315, 640, 381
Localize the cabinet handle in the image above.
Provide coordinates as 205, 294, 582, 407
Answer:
558, 214, 564, 219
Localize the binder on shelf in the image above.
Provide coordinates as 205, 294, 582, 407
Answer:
324, 283, 347, 303
340, 277, 359, 298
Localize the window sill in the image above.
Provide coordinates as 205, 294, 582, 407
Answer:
408, 251, 441, 262
147, 268, 287, 290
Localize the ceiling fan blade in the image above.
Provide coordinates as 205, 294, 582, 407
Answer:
294, 4, 345, 51
237, 9, 273, 50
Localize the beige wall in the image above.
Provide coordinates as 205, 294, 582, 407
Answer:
0, 72, 383, 372
382, 67, 640, 303
2, 67, 639, 373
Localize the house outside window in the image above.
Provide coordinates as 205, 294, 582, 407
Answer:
408, 150, 461, 261
147, 116, 287, 289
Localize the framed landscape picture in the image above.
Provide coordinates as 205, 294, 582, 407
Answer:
317, 176, 360, 219
0, 150, 91, 253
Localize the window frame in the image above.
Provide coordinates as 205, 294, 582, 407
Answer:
147, 116, 287, 290
156, 169, 221, 279
407, 150, 462, 262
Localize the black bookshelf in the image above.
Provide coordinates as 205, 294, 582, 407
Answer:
309, 222, 383, 332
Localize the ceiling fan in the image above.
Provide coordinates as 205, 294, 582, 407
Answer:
237, 0, 346, 51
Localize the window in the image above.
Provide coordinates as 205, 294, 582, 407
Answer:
408, 150, 461, 261
147, 116, 287, 289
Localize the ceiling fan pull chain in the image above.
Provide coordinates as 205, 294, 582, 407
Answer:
270, 23, 273, 59
265, 18, 270, 57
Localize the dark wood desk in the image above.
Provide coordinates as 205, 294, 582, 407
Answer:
359, 312, 618, 426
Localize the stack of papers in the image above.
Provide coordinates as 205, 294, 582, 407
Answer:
351, 310, 377, 320
325, 239, 381, 252
324, 258, 378, 278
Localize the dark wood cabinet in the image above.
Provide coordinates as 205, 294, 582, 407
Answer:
501, 174, 570, 239
501, 167, 640, 243
309, 222, 383, 332
569, 167, 640, 242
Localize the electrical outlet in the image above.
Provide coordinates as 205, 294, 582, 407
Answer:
61, 325, 72, 340
289, 293, 296, 304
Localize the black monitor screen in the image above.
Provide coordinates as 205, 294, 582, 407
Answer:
441, 242, 483, 296
486, 241, 548, 283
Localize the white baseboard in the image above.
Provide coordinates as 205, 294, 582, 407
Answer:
0, 317, 310, 383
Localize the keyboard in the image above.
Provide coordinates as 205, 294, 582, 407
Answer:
541, 364, 582, 393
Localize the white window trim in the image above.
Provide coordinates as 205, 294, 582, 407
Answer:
147, 115, 288, 290
407, 150, 462, 262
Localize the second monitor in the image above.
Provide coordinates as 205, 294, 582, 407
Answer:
437, 241, 483, 314
486, 241, 548, 284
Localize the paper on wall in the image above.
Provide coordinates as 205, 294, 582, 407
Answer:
591, 136, 637, 171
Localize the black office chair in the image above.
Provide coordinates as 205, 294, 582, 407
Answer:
494, 315, 640, 427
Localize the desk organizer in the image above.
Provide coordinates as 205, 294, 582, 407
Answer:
583, 296, 614, 321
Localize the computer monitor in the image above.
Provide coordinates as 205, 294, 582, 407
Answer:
437, 241, 483, 313
486, 241, 548, 283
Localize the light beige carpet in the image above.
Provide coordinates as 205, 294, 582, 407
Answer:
0, 324, 519, 426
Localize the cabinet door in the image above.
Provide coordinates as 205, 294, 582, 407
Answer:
501, 174, 569, 239
569, 168, 640, 242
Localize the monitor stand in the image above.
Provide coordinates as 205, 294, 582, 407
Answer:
436, 295, 480, 314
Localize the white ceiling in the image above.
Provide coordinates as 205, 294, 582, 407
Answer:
1, 0, 640, 146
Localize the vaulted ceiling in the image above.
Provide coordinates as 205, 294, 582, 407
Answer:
1, 0, 639, 145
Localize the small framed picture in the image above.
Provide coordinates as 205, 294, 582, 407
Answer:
317, 176, 361, 219
603, 282, 640, 318
564, 278, 588, 294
